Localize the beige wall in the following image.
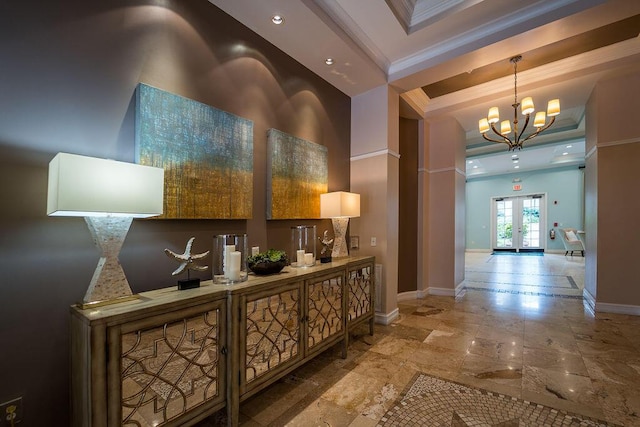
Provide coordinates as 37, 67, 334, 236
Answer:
426, 117, 466, 294
585, 69, 640, 310
350, 85, 400, 320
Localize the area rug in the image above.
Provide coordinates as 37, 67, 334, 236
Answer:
491, 251, 544, 256
376, 373, 618, 426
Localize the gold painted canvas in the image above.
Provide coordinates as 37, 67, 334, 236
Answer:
266, 129, 327, 219
135, 83, 253, 219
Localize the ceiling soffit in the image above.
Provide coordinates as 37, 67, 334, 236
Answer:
421, 14, 640, 99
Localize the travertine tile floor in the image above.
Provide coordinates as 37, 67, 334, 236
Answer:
205, 252, 640, 426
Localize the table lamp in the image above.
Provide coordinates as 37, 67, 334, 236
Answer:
47, 153, 164, 309
320, 191, 360, 258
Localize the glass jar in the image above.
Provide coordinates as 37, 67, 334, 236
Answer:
290, 225, 316, 267
213, 234, 248, 283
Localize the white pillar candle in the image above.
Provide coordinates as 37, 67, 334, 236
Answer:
227, 251, 241, 281
223, 244, 236, 277
296, 249, 305, 266
251, 246, 260, 256
304, 253, 314, 266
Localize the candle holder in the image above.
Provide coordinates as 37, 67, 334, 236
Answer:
290, 225, 316, 267
213, 234, 248, 284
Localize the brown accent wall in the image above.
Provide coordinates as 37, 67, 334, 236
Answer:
0, 1, 350, 424
398, 118, 419, 293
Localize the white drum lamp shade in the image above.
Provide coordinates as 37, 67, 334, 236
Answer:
320, 191, 360, 258
320, 191, 360, 219
47, 153, 164, 218
47, 153, 164, 308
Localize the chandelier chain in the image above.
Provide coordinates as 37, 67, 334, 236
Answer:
513, 59, 518, 106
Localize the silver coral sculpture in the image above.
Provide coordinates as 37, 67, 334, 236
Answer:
164, 237, 210, 278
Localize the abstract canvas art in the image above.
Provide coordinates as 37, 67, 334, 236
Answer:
267, 129, 328, 219
135, 83, 253, 219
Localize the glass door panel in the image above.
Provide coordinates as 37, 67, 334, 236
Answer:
493, 195, 545, 251
495, 199, 513, 248
521, 197, 541, 248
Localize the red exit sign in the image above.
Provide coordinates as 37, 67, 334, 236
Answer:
513, 184, 522, 191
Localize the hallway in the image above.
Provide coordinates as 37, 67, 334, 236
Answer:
463, 251, 585, 298
205, 252, 639, 426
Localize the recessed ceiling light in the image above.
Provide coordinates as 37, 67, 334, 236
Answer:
271, 15, 284, 25
514, 165, 520, 169
562, 152, 568, 155
325, 58, 334, 65
468, 160, 473, 164
511, 154, 518, 158
513, 160, 519, 163
473, 165, 478, 169
566, 145, 572, 148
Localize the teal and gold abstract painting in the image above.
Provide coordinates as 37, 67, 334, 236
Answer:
135, 83, 253, 219
267, 129, 327, 219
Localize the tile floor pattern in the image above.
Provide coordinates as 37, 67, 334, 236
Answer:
201, 253, 640, 426
378, 373, 617, 426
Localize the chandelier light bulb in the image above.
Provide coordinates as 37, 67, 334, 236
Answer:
547, 99, 560, 116
534, 111, 546, 128
488, 107, 500, 124
479, 118, 490, 133
500, 120, 512, 135
521, 97, 535, 115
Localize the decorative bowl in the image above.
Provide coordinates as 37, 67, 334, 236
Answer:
247, 249, 288, 276
248, 260, 287, 275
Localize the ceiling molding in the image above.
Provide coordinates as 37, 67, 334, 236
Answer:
388, 0, 587, 79
384, 0, 415, 33
409, 0, 484, 34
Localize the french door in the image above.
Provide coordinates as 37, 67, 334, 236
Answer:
492, 194, 545, 252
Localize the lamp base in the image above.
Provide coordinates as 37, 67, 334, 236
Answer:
83, 216, 135, 305
178, 278, 201, 290
320, 256, 332, 264
331, 217, 350, 258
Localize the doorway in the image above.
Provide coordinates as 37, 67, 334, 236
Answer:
492, 194, 545, 252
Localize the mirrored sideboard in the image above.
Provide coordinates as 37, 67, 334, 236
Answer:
71, 255, 375, 427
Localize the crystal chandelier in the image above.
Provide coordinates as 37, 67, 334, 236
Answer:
478, 55, 560, 151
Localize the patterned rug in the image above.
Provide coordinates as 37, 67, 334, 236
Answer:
377, 373, 619, 426
491, 251, 544, 256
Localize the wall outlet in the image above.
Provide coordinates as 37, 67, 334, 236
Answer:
370, 237, 377, 247
1, 397, 23, 426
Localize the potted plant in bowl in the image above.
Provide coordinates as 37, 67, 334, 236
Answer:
247, 249, 288, 275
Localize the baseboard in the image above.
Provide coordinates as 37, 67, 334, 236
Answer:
375, 308, 399, 325
582, 289, 640, 315
595, 302, 640, 316
465, 249, 492, 253
397, 290, 428, 302
428, 287, 456, 297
